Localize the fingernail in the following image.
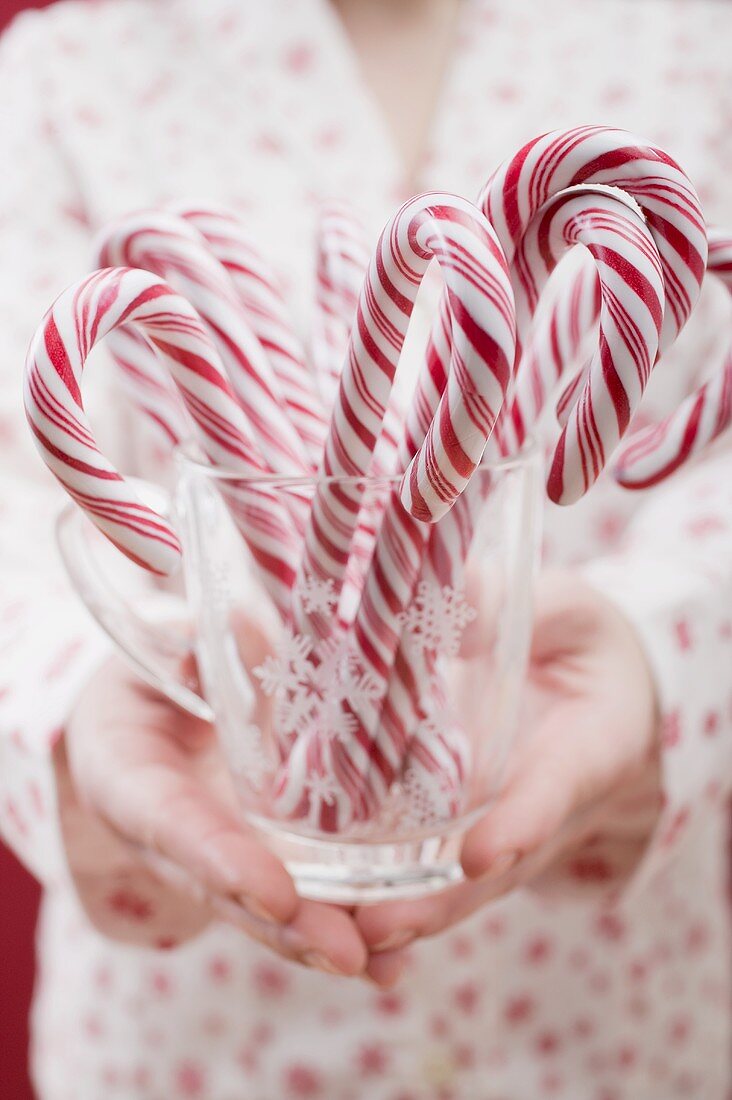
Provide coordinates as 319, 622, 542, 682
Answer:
372, 929, 415, 953
483, 850, 520, 879
213, 895, 277, 933
301, 951, 346, 976
368, 964, 408, 990
238, 895, 281, 924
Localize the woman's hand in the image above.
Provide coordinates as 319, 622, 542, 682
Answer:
58, 656, 369, 978
357, 572, 663, 985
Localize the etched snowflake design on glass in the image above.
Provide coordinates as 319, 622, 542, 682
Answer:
253, 629, 314, 697
306, 770, 340, 807
253, 629, 383, 745
393, 694, 469, 828
399, 764, 457, 829
315, 636, 382, 712
316, 690, 358, 744
274, 686, 317, 740
398, 581, 477, 658
299, 575, 338, 616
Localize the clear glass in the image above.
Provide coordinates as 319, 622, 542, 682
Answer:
58, 445, 542, 902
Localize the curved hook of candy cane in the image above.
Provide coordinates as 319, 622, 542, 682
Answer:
23, 268, 299, 605
495, 249, 601, 456
172, 202, 327, 466
94, 209, 313, 478
105, 325, 192, 447
480, 125, 707, 357
613, 227, 732, 488
396, 201, 517, 521
505, 186, 665, 504
296, 192, 516, 635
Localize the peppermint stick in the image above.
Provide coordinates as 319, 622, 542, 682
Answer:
23, 267, 299, 611
614, 227, 732, 486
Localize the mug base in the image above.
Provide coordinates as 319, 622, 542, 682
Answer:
249, 820, 466, 904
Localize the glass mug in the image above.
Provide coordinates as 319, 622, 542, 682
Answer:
57, 443, 542, 902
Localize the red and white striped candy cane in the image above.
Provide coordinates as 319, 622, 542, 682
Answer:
386, 136, 706, 818
614, 227, 732, 487
311, 201, 407, 595
173, 203, 327, 467
479, 125, 707, 503
273, 192, 516, 828
105, 324, 192, 447
355, 186, 665, 826
312, 201, 406, 476
494, 251, 601, 457
296, 192, 515, 632
312, 201, 371, 411
501, 185, 665, 500
95, 210, 314, 480
23, 267, 299, 611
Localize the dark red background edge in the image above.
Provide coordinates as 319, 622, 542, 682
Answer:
1, 5, 59, 1097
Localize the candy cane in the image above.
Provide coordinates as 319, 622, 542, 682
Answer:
312, 203, 406, 475
105, 325, 191, 447
298, 192, 514, 627
614, 227, 732, 486
494, 251, 601, 456
353, 185, 666, 828
312, 201, 371, 410
23, 267, 299, 612
272, 192, 516, 829
478, 125, 707, 504
173, 203, 327, 466
311, 202, 407, 591
380, 136, 707, 823
383, 134, 706, 819
94, 210, 314, 480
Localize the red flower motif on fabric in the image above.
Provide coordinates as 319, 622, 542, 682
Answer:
106, 888, 153, 922
504, 994, 535, 1026
149, 969, 174, 996
283, 1063, 323, 1098
284, 44, 316, 74
525, 935, 554, 966
173, 1060, 206, 1098
207, 955, 233, 983
453, 981, 480, 1015
375, 991, 404, 1016
450, 933, 474, 959
356, 1042, 390, 1077
252, 961, 291, 997
535, 1030, 561, 1057
672, 619, 693, 651
702, 710, 720, 736
661, 710, 682, 749
594, 911, 626, 942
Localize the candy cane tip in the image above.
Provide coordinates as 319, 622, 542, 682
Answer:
114, 535, 183, 576
612, 461, 667, 491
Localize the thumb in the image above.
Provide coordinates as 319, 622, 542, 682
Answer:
461, 703, 599, 879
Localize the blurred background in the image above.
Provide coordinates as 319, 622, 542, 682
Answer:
0, 6, 57, 1099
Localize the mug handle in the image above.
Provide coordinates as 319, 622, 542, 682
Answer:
55, 482, 214, 723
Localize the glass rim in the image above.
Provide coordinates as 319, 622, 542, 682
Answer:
174, 435, 541, 488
